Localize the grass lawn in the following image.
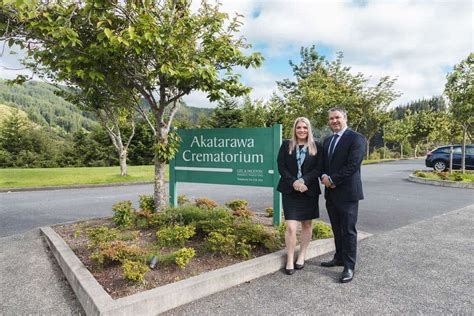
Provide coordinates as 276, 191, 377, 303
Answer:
2, 158, 406, 189
0, 165, 168, 188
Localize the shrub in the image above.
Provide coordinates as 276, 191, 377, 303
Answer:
118, 230, 140, 241
91, 240, 145, 266
160, 205, 233, 229
156, 225, 196, 248
112, 200, 135, 228
134, 209, 153, 228
453, 173, 463, 182
225, 199, 249, 211
276, 222, 287, 246
139, 195, 155, 212
265, 207, 273, 218
235, 241, 253, 258
174, 247, 196, 269
122, 259, 149, 282
437, 171, 449, 180
178, 194, 190, 206
234, 222, 276, 250
205, 232, 237, 256
195, 197, 218, 209
232, 208, 254, 218
312, 221, 333, 239
86, 226, 118, 248
368, 151, 381, 160
414, 170, 426, 178
155, 252, 177, 267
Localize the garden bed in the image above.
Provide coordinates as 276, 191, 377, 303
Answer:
52, 196, 333, 300
53, 214, 276, 299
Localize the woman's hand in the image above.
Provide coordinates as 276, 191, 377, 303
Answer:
293, 179, 307, 192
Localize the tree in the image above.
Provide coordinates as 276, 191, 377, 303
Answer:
63, 86, 138, 175
277, 47, 400, 139
239, 96, 268, 128
384, 114, 413, 158
208, 96, 242, 128
2, 0, 262, 209
445, 53, 474, 173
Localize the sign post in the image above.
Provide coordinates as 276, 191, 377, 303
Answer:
169, 125, 282, 225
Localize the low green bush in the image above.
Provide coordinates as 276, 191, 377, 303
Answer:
139, 195, 155, 212
234, 222, 278, 251
204, 231, 237, 256
174, 247, 196, 269
225, 199, 249, 211
112, 200, 135, 228
160, 205, 233, 229
414, 170, 427, 178
436, 171, 449, 180
312, 221, 333, 239
232, 208, 254, 218
265, 207, 273, 218
122, 259, 149, 282
177, 194, 190, 206
156, 225, 196, 248
90, 240, 145, 266
86, 226, 118, 248
118, 230, 140, 241
133, 209, 153, 228
194, 197, 218, 209
453, 173, 463, 181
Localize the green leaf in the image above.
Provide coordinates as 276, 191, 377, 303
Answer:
104, 28, 113, 39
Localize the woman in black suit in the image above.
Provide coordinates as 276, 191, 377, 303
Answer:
277, 117, 323, 275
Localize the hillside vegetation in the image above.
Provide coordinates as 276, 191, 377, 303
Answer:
0, 80, 98, 135
0, 79, 212, 168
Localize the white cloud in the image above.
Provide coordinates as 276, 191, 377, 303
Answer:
215, 0, 474, 108
1, 1, 472, 109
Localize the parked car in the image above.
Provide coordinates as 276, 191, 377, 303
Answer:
425, 144, 474, 171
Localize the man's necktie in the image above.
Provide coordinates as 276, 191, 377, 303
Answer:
328, 134, 339, 159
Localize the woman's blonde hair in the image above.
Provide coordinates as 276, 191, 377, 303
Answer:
288, 117, 317, 156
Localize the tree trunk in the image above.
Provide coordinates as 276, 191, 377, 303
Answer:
119, 151, 128, 176
414, 144, 418, 158
366, 139, 370, 160
400, 143, 403, 159
462, 125, 467, 174
153, 130, 169, 211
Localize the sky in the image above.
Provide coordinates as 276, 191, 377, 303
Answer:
1, 0, 472, 109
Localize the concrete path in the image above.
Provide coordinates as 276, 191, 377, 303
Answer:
166, 205, 474, 315
0, 229, 84, 315
1, 204, 473, 315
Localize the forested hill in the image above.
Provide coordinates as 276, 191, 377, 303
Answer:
0, 79, 212, 136
0, 80, 98, 135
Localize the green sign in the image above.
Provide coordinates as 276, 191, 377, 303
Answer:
169, 125, 282, 225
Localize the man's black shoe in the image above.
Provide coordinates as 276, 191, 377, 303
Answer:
339, 268, 354, 283
320, 258, 344, 267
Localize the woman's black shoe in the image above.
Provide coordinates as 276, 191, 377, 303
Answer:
295, 263, 305, 270
284, 268, 295, 275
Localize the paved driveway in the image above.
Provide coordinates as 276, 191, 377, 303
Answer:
1, 159, 473, 237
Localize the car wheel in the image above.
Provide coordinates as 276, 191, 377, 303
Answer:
433, 160, 447, 171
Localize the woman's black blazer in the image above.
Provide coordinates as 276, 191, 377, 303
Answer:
276, 140, 323, 197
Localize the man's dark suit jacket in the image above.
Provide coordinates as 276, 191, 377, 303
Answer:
322, 129, 366, 202
277, 140, 323, 197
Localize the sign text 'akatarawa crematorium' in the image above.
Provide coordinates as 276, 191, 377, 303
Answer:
169, 125, 282, 225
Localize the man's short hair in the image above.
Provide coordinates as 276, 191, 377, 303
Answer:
328, 107, 347, 119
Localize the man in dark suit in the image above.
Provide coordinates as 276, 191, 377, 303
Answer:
320, 107, 366, 283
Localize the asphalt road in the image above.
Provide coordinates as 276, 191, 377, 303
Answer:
1, 159, 473, 237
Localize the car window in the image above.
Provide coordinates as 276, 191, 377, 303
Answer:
435, 147, 451, 153
452, 147, 462, 154
465, 147, 474, 155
